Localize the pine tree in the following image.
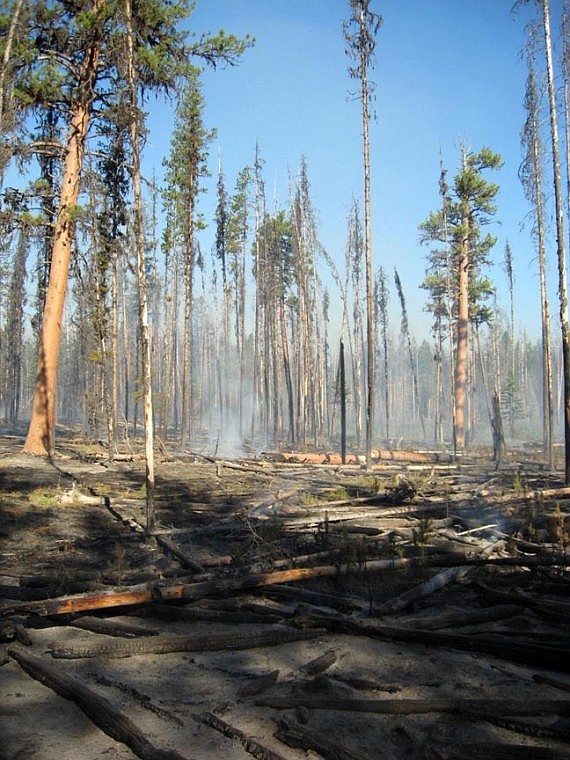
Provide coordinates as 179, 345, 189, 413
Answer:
11, 0, 252, 456
420, 146, 501, 449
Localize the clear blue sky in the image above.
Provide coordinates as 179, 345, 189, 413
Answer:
144, 0, 561, 343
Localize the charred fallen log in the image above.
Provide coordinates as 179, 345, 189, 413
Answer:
8, 646, 187, 760
49, 625, 325, 659
293, 613, 570, 672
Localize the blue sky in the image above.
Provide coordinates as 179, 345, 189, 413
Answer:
144, 0, 561, 343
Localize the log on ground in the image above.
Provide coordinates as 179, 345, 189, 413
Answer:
256, 695, 570, 716
49, 625, 325, 659
8, 646, 187, 760
198, 711, 289, 760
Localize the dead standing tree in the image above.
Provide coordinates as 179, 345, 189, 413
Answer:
123, 0, 156, 530
541, 0, 570, 482
516, 0, 570, 481
520, 25, 554, 468
394, 268, 426, 440
343, 0, 382, 467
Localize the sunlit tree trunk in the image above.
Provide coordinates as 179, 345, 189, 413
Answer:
24, 1, 103, 455
522, 36, 554, 466
180, 242, 194, 450
344, 0, 382, 466
110, 250, 119, 451
542, 0, 570, 482
124, 0, 155, 528
251, 144, 266, 442
454, 187, 470, 449
434, 316, 444, 444
454, 255, 469, 448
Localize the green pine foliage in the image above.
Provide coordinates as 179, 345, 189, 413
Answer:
419, 146, 502, 331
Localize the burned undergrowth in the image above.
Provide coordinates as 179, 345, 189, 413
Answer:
1, 435, 570, 759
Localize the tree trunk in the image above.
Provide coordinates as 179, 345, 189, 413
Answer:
23, 6, 102, 455
340, 338, 347, 464
454, 217, 469, 449
125, 0, 155, 528
359, 6, 375, 468
532, 81, 553, 467
279, 290, 295, 443
179, 245, 194, 450
543, 0, 570, 482
110, 250, 119, 453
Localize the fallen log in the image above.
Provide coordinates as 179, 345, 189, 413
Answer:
139, 601, 284, 625
0, 584, 51, 601
275, 719, 367, 760
281, 450, 453, 464
533, 673, 570, 693
409, 604, 523, 631
198, 711, 288, 760
5, 551, 560, 619
69, 615, 160, 638
259, 584, 358, 613
256, 694, 570, 716
299, 648, 337, 676
8, 646, 187, 760
237, 669, 280, 698
293, 613, 570, 672
424, 739, 569, 760
20, 570, 100, 587
49, 626, 325, 659
153, 534, 206, 575
473, 582, 570, 624
92, 671, 184, 727
0, 583, 156, 616
472, 485, 570, 506
156, 559, 415, 605
465, 709, 570, 742
376, 565, 472, 615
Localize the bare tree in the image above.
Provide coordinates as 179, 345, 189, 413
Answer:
343, 0, 382, 466
541, 0, 570, 481
520, 22, 554, 466
394, 268, 426, 440
124, 0, 155, 529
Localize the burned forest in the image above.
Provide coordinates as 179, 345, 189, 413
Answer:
2, 1, 570, 759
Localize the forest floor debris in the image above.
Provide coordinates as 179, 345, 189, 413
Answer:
1, 434, 570, 759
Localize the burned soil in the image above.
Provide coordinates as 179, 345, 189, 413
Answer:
1, 434, 570, 759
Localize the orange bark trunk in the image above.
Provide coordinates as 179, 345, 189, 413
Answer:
454, 229, 469, 449
23, 5, 103, 456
